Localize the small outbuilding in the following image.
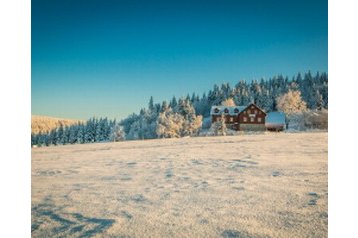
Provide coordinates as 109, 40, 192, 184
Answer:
265, 111, 286, 131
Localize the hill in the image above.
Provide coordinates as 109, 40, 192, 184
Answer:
31, 115, 83, 134
32, 132, 328, 237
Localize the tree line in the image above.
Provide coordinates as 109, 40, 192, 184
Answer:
32, 71, 328, 146
31, 118, 124, 147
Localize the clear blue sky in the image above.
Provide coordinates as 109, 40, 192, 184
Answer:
32, 0, 328, 120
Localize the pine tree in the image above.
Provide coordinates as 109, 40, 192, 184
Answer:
57, 124, 65, 145
315, 90, 324, 110
68, 125, 78, 144
110, 123, 126, 141
170, 96, 178, 109
77, 123, 85, 144
148, 96, 154, 112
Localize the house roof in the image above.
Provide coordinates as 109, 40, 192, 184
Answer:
210, 105, 247, 116
240, 103, 267, 116
265, 111, 286, 125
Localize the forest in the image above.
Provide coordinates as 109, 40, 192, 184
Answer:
31, 71, 328, 146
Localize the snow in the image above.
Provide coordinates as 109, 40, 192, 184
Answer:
265, 111, 286, 126
32, 132, 327, 238
210, 105, 246, 116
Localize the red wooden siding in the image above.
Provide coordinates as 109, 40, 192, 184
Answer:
238, 104, 266, 125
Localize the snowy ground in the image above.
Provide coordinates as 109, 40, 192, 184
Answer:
32, 132, 327, 238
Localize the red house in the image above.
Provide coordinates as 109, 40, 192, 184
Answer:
211, 103, 267, 131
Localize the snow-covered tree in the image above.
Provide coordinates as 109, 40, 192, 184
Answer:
276, 90, 307, 115
210, 113, 227, 136
314, 90, 324, 110
67, 126, 76, 144
156, 109, 184, 138
77, 123, 85, 144
221, 98, 236, 106
148, 96, 155, 112
169, 96, 178, 109
110, 123, 126, 141
276, 90, 307, 129
57, 124, 65, 144
175, 98, 203, 136
31, 133, 37, 147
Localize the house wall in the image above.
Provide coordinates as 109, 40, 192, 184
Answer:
210, 104, 266, 131
239, 124, 266, 131
211, 115, 239, 130
266, 124, 285, 131
238, 104, 266, 124
211, 115, 239, 123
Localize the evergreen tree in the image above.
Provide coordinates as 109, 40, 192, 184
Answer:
77, 123, 85, 144
170, 96, 178, 109
57, 124, 65, 144
110, 123, 126, 141
68, 125, 77, 144
148, 96, 154, 112
31, 133, 37, 147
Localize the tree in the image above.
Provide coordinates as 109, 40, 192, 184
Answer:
276, 90, 307, 115
77, 123, 85, 144
276, 90, 307, 129
110, 123, 126, 141
31, 133, 37, 147
169, 96, 178, 109
68, 125, 78, 144
221, 98, 236, 106
211, 113, 227, 136
148, 96, 154, 112
156, 110, 184, 138
175, 98, 202, 136
57, 124, 65, 144
315, 90, 324, 110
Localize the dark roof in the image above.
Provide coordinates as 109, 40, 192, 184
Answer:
210, 103, 266, 116
237, 103, 266, 116
210, 105, 246, 116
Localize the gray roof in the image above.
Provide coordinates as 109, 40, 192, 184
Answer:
210, 105, 247, 116
265, 111, 286, 125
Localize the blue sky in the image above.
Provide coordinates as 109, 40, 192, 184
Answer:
32, 0, 328, 120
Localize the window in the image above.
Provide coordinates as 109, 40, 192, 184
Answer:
251, 106, 254, 109
243, 117, 247, 122
257, 117, 262, 122
224, 108, 229, 113
250, 117, 254, 122
258, 111, 261, 115
254, 110, 258, 114
229, 117, 233, 122
214, 108, 219, 113
234, 108, 239, 113
247, 109, 251, 114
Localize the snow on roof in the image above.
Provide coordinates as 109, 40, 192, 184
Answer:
265, 111, 286, 125
210, 105, 247, 116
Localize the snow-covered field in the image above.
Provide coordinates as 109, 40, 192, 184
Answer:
32, 132, 327, 238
